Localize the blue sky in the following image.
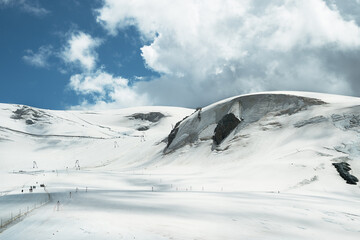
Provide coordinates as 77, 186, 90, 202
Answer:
1, 0, 360, 110
0, 0, 156, 109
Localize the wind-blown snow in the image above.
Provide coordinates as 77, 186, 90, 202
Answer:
0, 92, 360, 239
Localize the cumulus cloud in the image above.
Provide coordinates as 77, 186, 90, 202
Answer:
94, 0, 360, 108
0, 0, 49, 16
61, 31, 151, 109
325, 0, 360, 25
23, 45, 53, 68
61, 31, 102, 72
68, 69, 150, 109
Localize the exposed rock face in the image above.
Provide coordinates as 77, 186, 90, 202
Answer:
137, 126, 149, 131
294, 116, 328, 128
25, 119, 35, 125
128, 112, 165, 123
166, 116, 189, 149
213, 113, 240, 145
10, 106, 49, 125
331, 112, 360, 132
167, 127, 179, 148
332, 162, 359, 185
11, 106, 43, 120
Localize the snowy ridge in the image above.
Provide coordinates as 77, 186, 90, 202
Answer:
165, 93, 325, 153
1, 92, 360, 239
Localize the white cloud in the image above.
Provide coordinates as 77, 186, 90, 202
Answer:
61, 31, 150, 109
260, 0, 360, 50
23, 45, 53, 68
69, 69, 150, 109
61, 32, 102, 72
94, 0, 360, 108
0, 0, 49, 16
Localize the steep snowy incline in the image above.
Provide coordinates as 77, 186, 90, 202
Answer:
165, 93, 325, 152
156, 92, 360, 195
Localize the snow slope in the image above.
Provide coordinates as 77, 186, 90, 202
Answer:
0, 92, 359, 239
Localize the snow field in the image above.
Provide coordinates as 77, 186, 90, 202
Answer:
1, 169, 360, 240
1, 92, 360, 239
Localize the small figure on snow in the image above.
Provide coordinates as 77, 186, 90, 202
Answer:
75, 160, 80, 170
56, 201, 60, 211
140, 132, 146, 142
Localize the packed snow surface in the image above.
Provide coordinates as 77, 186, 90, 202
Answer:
0, 92, 360, 239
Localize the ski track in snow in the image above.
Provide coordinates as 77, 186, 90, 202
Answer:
0, 126, 112, 139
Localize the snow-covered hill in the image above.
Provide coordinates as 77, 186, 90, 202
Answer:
0, 92, 359, 239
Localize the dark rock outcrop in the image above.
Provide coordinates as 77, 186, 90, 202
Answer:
167, 127, 179, 148
195, 107, 202, 121
332, 162, 359, 185
166, 116, 189, 148
128, 112, 165, 123
11, 106, 43, 120
25, 119, 35, 125
137, 126, 149, 131
10, 106, 48, 125
213, 113, 241, 145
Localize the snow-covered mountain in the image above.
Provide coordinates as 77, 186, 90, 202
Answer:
0, 92, 359, 239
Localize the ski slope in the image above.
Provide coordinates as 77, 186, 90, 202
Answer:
0, 92, 359, 239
